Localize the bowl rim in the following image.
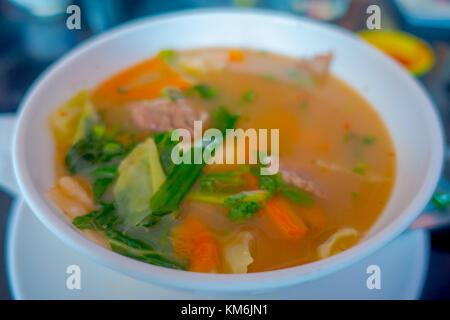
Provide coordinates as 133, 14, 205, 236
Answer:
12, 8, 444, 292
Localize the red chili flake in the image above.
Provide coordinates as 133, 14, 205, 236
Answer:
60, 111, 68, 117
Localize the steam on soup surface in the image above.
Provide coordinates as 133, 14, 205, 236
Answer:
47, 48, 395, 273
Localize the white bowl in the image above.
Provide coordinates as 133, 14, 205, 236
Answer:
11, 9, 444, 293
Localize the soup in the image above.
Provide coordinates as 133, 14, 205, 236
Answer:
47, 48, 395, 273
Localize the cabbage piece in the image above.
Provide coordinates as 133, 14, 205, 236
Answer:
49, 90, 97, 146
224, 232, 254, 274
72, 100, 99, 144
113, 138, 166, 227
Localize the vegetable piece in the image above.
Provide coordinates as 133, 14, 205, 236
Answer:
49, 90, 92, 146
65, 126, 129, 202
186, 84, 218, 99
352, 162, 367, 176
48, 187, 92, 219
72, 99, 99, 144
72, 202, 117, 231
263, 197, 308, 241
172, 215, 220, 273
187, 191, 230, 204
317, 228, 359, 259
92, 56, 191, 108
109, 238, 186, 270
150, 107, 239, 215
152, 131, 178, 175
224, 232, 254, 274
73, 203, 186, 270
224, 190, 269, 222
47, 176, 95, 219
251, 166, 315, 206
242, 90, 255, 102
57, 176, 95, 209
361, 135, 376, 145
199, 166, 249, 192
65, 128, 128, 176
157, 49, 176, 64
229, 49, 245, 62
91, 166, 118, 200
113, 138, 165, 226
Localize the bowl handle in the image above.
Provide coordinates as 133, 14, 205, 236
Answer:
0, 114, 19, 195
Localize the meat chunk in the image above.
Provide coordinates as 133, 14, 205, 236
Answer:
280, 169, 324, 198
297, 52, 333, 80
128, 98, 206, 134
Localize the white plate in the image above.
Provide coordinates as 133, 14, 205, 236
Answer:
6, 200, 430, 300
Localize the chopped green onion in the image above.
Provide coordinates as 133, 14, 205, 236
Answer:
157, 49, 176, 64
243, 90, 255, 102
362, 136, 376, 145
353, 162, 367, 176
187, 84, 218, 99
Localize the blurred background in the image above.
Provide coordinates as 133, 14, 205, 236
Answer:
0, 0, 448, 299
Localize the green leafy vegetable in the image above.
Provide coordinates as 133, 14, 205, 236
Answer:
224, 190, 269, 221
199, 166, 249, 192
152, 131, 178, 175
251, 165, 314, 207
187, 191, 230, 204
109, 238, 185, 270
72, 203, 186, 270
65, 127, 129, 201
277, 184, 314, 207
150, 107, 239, 215
187, 84, 218, 99
72, 202, 117, 231
65, 128, 128, 176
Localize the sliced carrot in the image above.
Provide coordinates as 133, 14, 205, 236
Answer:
171, 215, 220, 273
229, 49, 245, 62
92, 56, 191, 109
264, 197, 308, 241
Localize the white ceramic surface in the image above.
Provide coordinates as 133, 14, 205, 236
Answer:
7, 9, 444, 293
6, 200, 430, 300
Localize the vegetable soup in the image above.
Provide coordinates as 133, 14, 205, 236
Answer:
47, 48, 395, 273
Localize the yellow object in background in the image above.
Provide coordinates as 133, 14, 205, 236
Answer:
359, 30, 434, 76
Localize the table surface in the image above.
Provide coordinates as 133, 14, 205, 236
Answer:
0, 0, 448, 300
